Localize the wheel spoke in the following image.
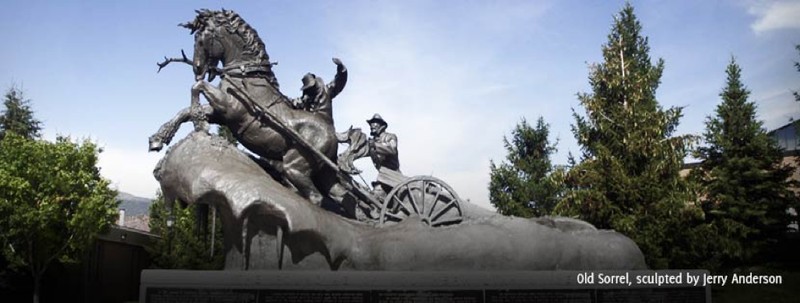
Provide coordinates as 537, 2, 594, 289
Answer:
382, 176, 464, 228
383, 211, 406, 221
420, 180, 426, 216
428, 185, 443, 217
406, 183, 421, 216
430, 199, 457, 221
431, 216, 462, 227
392, 195, 408, 212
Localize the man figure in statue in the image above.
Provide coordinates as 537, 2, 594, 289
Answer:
367, 114, 400, 173
291, 58, 347, 124
293, 73, 324, 111
371, 180, 387, 201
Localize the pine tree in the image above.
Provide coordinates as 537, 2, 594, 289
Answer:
558, 3, 700, 268
0, 86, 42, 140
489, 117, 561, 217
692, 59, 798, 267
794, 44, 799, 103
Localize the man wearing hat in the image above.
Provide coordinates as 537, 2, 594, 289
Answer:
291, 58, 347, 124
293, 73, 325, 111
367, 113, 400, 173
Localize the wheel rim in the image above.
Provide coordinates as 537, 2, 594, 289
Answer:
379, 176, 463, 227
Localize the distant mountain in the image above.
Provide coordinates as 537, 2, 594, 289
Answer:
117, 192, 153, 216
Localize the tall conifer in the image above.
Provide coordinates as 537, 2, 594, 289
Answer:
0, 86, 42, 140
693, 59, 798, 266
489, 117, 561, 217
559, 3, 699, 268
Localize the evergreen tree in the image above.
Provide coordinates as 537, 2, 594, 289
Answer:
489, 117, 561, 217
146, 192, 224, 270
0, 86, 42, 140
557, 3, 700, 268
692, 59, 798, 267
794, 44, 799, 103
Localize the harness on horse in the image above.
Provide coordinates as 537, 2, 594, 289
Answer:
222, 63, 276, 78
220, 62, 288, 137
224, 78, 344, 179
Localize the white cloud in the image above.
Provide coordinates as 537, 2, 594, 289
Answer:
747, 0, 800, 33
754, 89, 800, 130
96, 1, 553, 210
325, 3, 551, 212
98, 146, 162, 199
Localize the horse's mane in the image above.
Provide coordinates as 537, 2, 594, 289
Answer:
193, 9, 280, 88
212, 10, 268, 62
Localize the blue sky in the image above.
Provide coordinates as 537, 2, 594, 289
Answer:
2, 1, 799, 211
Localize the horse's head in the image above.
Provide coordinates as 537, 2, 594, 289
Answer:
180, 9, 270, 81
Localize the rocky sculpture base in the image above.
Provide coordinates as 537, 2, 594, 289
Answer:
155, 131, 647, 271
140, 270, 710, 303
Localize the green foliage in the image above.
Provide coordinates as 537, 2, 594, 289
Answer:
146, 192, 224, 270
0, 133, 118, 300
0, 86, 42, 140
217, 125, 238, 147
794, 44, 799, 103
558, 3, 702, 269
691, 59, 799, 268
489, 117, 562, 217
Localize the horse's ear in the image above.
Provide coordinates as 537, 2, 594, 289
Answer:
179, 22, 197, 34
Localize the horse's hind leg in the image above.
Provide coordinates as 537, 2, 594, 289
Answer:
283, 149, 324, 206
149, 105, 216, 151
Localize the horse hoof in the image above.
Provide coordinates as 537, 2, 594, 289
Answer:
149, 141, 163, 152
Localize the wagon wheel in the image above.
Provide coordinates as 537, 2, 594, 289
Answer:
379, 176, 463, 227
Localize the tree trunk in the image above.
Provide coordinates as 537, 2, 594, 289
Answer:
32, 273, 41, 303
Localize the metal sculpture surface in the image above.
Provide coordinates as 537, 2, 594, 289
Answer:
155, 132, 647, 270
366, 114, 400, 173
149, 9, 345, 207
149, 9, 647, 271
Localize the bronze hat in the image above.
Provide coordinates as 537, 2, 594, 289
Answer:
366, 113, 387, 127
301, 73, 317, 91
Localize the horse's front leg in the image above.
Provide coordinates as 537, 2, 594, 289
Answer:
190, 80, 210, 132
190, 80, 230, 131
148, 105, 216, 152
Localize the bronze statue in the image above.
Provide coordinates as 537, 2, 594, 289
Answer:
291, 58, 347, 124
148, 9, 647, 272
335, 126, 369, 175
155, 131, 647, 270
366, 114, 400, 172
149, 9, 346, 207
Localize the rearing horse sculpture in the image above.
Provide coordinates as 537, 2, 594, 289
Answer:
149, 9, 342, 206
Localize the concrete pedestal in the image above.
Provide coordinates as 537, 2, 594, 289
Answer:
140, 270, 710, 303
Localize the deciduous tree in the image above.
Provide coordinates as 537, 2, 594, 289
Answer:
147, 192, 224, 270
0, 133, 118, 303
